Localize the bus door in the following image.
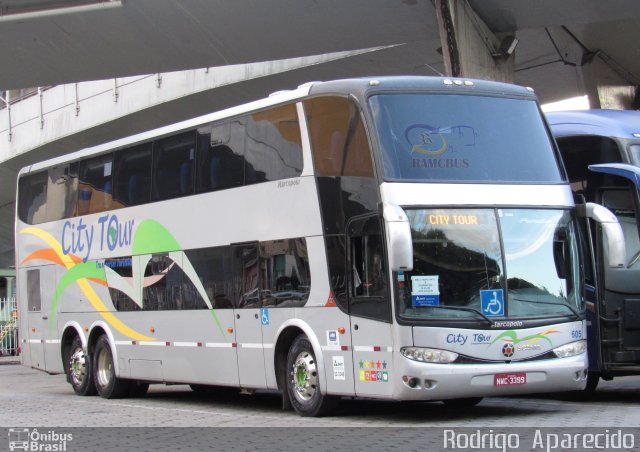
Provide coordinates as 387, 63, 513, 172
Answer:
21, 266, 57, 370
232, 243, 267, 388
588, 164, 640, 374
347, 216, 393, 397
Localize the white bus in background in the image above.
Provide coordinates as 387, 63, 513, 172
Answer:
15, 76, 624, 416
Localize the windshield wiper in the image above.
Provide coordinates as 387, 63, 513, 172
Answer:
510, 297, 581, 320
426, 305, 493, 325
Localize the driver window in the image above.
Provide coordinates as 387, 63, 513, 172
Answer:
348, 217, 390, 322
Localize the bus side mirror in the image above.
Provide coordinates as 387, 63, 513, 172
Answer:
580, 202, 627, 268
382, 203, 413, 271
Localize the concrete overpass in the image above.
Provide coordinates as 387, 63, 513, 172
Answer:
1, 0, 639, 267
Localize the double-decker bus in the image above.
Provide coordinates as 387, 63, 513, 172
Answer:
546, 109, 640, 392
15, 77, 622, 416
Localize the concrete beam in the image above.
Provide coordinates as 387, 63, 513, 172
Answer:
435, 0, 515, 82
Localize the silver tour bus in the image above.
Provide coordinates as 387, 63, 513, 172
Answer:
16, 77, 625, 416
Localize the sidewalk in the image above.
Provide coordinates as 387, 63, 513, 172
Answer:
0, 354, 20, 365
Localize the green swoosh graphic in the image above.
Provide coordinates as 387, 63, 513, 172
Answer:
51, 262, 106, 334
491, 330, 554, 346
132, 219, 181, 255
132, 220, 225, 337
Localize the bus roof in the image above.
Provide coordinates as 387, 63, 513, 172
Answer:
308, 76, 536, 100
546, 109, 640, 140
20, 76, 538, 177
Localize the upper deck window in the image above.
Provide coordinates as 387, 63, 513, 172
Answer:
304, 96, 374, 178
369, 94, 563, 183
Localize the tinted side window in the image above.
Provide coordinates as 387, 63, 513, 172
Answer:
46, 164, 78, 222
18, 171, 48, 224
260, 239, 311, 308
141, 253, 208, 311
78, 153, 115, 215
304, 96, 374, 177
233, 244, 261, 309
556, 136, 623, 202
113, 143, 152, 207
244, 104, 303, 183
19, 164, 79, 224
185, 246, 234, 309
104, 257, 140, 311
27, 269, 41, 312
153, 131, 196, 201
196, 122, 244, 193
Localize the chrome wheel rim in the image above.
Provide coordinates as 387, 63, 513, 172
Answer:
291, 350, 317, 403
95, 346, 113, 388
69, 347, 87, 387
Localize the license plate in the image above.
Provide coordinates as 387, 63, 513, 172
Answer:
494, 372, 526, 386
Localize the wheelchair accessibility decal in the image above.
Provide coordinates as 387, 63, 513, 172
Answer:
480, 289, 504, 316
260, 307, 270, 326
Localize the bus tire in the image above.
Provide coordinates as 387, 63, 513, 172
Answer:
286, 335, 336, 417
65, 336, 97, 396
93, 335, 130, 399
442, 397, 483, 408
584, 372, 599, 394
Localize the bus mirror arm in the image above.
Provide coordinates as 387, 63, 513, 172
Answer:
582, 202, 627, 268
382, 203, 414, 272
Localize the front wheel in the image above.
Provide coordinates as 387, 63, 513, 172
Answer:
584, 372, 599, 394
286, 335, 337, 417
93, 335, 131, 399
65, 336, 96, 396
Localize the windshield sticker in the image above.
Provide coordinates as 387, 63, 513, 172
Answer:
411, 275, 440, 306
480, 289, 504, 316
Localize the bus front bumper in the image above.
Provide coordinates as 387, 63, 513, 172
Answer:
393, 353, 588, 400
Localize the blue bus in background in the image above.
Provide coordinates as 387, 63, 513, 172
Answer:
547, 109, 640, 392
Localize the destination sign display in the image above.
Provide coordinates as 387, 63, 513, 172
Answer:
427, 213, 479, 225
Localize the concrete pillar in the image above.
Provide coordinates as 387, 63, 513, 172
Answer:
578, 49, 639, 110
434, 0, 515, 83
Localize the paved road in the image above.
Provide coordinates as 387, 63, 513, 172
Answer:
0, 361, 638, 450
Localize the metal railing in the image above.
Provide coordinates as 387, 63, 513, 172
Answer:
0, 297, 19, 356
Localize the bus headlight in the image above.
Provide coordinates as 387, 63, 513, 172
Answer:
400, 347, 458, 363
552, 340, 587, 358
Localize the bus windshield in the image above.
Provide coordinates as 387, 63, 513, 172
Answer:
369, 93, 562, 183
397, 208, 582, 322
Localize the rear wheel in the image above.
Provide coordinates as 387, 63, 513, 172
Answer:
93, 335, 131, 399
286, 335, 336, 417
65, 336, 96, 396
